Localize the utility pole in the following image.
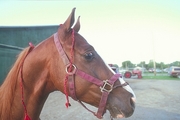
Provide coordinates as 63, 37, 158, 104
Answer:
152, 31, 156, 76
126, 62, 128, 70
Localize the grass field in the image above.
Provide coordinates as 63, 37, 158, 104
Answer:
142, 72, 180, 80
142, 75, 179, 80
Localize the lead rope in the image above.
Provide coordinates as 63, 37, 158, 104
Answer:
20, 43, 34, 120
64, 29, 75, 108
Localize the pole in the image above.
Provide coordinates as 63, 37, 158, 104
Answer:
152, 32, 156, 76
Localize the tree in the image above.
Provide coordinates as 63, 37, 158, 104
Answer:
122, 61, 135, 69
170, 61, 180, 67
137, 61, 145, 68
148, 60, 154, 69
156, 62, 160, 69
120, 60, 179, 70
113, 64, 119, 68
159, 62, 166, 69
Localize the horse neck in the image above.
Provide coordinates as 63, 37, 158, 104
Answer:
0, 37, 57, 120
0, 46, 33, 119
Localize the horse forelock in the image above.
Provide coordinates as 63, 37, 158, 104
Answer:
0, 46, 31, 119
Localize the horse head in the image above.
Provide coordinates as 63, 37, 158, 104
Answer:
0, 7, 135, 120
52, 8, 136, 119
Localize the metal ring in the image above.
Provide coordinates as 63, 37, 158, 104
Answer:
65, 64, 77, 75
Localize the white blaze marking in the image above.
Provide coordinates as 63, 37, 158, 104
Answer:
105, 63, 136, 100
119, 77, 136, 99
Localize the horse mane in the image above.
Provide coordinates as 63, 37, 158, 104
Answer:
0, 46, 31, 119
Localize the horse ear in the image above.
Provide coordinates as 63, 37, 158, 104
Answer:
63, 8, 76, 32
73, 16, 80, 32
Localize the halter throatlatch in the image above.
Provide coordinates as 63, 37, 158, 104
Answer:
54, 29, 128, 119
20, 43, 34, 120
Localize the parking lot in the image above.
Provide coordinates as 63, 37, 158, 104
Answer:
40, 79, 180, 120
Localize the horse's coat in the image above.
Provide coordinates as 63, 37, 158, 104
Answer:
0, 8, 135, 120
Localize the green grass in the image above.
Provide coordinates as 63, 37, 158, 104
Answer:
142, 72, 180, 80
142, 75, 179, 80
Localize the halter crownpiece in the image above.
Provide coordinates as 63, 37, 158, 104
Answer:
54, 30, 129, 119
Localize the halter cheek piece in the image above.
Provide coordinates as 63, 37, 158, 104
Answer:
54, 31, 128, 119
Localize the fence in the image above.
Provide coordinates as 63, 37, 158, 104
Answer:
0, 25, 59, 84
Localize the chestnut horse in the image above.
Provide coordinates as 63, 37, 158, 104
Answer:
0, 8, 135, 120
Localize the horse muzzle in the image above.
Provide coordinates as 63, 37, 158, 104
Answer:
107, 96, 135, 119
106, 77, 136, 119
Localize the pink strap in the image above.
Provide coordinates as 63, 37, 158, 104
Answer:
96, 74, 120, 118
96, 92, 109, 118
76, 69, 104, 86
54, 33, 70, 65
53, 32, 122, 118
76, 70, 121, 118
54, 32, 77, 100
67, 75, 78, 100
108, 73, 121, 84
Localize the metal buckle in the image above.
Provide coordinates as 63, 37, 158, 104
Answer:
100, 80, 113, 93
65, 64, 77, 75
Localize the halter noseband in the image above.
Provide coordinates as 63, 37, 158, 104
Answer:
54, 31, 127, 119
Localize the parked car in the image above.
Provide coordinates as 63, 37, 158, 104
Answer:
156, 69, 162, 73
108, 64, 119, 73
168, 66, 180, 77
148, 68, 154, 73
163, 68, 169, 73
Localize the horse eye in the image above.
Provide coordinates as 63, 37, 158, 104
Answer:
84, 52, 94, 60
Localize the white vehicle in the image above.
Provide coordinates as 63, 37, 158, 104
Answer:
168, 66, 180, 77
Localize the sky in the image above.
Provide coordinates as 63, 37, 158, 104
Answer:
0, 0, 180, 66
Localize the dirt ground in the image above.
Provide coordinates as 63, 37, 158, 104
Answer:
40, 79, 180, 120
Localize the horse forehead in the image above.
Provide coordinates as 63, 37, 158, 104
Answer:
74, 36, 93, 51
75, 34, 87, 44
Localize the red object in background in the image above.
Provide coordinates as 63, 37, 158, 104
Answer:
132, 70, 142, 79
124, 71, 132, 78
124, 70, 142, 79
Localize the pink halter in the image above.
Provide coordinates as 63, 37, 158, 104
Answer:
54, 30, 128, 119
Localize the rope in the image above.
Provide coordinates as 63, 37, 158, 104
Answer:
64, 29, 75, 108
20, 42, 34, 120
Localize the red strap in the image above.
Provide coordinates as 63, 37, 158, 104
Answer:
75, 69, 104, 86
75, 69, 121, 118
53, 31, 122, 118
54, 33, 70, 65
96, 92, 109, 118
20, 43, 34, 120
96, 74, 120, 118
74, 73, 120, 118
55, 29, 76, 108
67, 75, 77, 100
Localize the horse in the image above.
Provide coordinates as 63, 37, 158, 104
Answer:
0, 8, 135, 120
